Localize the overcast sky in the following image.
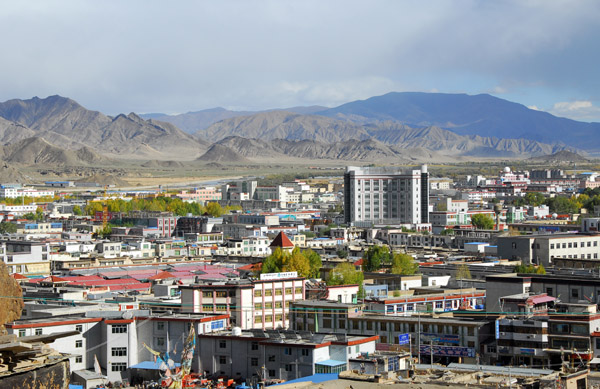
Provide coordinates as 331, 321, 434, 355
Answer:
1, 0, 599, 121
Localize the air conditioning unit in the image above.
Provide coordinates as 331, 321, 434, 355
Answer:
500, 332, 506, 336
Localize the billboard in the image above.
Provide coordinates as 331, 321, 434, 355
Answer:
260, 272, 298, 280
419, 344, 475, 358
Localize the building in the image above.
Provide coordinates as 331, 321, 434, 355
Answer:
197, 329, 378, 381
344, 165, 429, 225
181, 273, 306, 330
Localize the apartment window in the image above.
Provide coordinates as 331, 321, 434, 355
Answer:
550, 244, 554, 249
75, 355, 82, 363
265, 289, 272, 297
295, 287, 302, 294
219, 340, 227, 349
251, 342, 259, 351
572, 289, 579, 298
216, 291, 227, 298
275, 301, 282, 309
203, 291, 213, 298
268, 355, 276, 362
219, 356, 227, 364
254, 316, 262, 323
275, 314, 282, 322
255, 303, 262, 310
19, 329, 26, 337
156, 337, 165, 347
216, 305, 227, 312
285, 364, 293, 372
157, 322, 165, 331
112, 325, 127, 334
264, 302, 273, 309
75, 324, 83, 332
285, 288, 292, 294
112, 363, 127, 372
34, 328, 42, 336
547, 288, 553, 296
284, 347, 292, 355
75, 340, 83, 348
301, 348, 310, 356
112, 347, 127, 357
269, 370, 276, 377
265, 315, 272, 322
250, 358, 258, 366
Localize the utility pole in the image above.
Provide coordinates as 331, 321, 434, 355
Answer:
417, 312, 421, 364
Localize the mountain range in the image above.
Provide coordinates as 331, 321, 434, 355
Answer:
0, 93, 597, 167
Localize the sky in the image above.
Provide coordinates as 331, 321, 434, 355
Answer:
1, 0, 599, 122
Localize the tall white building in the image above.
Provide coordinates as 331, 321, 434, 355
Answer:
344, 165, 429, 225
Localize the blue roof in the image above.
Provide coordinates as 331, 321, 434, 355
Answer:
464, 242, 488, 245
130, 360, 181, 370
272, 373, 338, 386
315, 359, 346, 367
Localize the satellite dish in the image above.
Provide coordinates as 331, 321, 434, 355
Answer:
122, 311, 133, 320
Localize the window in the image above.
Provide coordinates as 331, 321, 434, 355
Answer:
301, 348, 310, 356
295, 287, 302, 294
265, 289, 272, 297
265, 315, 272, 322
112, 363, 127, 372
112, 347, 127, 357
251, 342, 259, 351
546, 288, 553, 296
112, 325, 127, 333
219, 356, 227, 364
35, 328, 42, 336
275, 301, 282, 309
203, 291, 213, 298
264, 302, 272, 309
269, 369, 276, 377
216, 291, 227, 298
254, 290, 262, 297
572, 289, 579, 298
284, 347, 292, 355
75, 355, 82, 363
75, 324, 83, 333
19, 329, 25, 337
285, 288, 292, 294
156, 337, 165, 347
157, 322, 165, 331
75, 340, 83, 348
250, 358, 258, 366
285, 364, 293, 372
219, 340, 227, 349
268, 355, 276, 362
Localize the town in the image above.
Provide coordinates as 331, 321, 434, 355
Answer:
1, 163, 600, 388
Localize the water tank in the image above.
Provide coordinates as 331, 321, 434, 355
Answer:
232, 327, 242, 336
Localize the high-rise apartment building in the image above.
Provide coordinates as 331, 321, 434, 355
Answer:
344, 165, 429, 225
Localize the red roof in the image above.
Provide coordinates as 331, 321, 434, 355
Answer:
148, 271, 176, 280
41, 275, 69, 283
238, 262, 262, 271
353, 258, 364, 266
11, 273, 28, 280
270, 232, 294, 248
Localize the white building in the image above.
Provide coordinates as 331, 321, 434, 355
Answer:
181, 273, 306, 330
344, 165, 429, 225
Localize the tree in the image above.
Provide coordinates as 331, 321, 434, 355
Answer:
455, 264, 472, 279
23, 213, 36, 221
205, 202, 223, 217
327, 262, 364, 286
336, 249, 348, 259
283, 247, 310, 278
35, 207, 44, 221
363, 245, 390, 272
470, 214, 495, 230
261, 247, 287, 274
523, 192, 545, 207
72, 205, 83, 216
95, 225, 112, 239
0, 222, 17, 234
391, 253, 418, 275
85, 202, 103, 216
536, 263, 546, 275
303, 249, 322, 278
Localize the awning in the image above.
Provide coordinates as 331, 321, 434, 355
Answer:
315, 359, 346, 367
590, 357, 600, 364
130, 360, 181, 370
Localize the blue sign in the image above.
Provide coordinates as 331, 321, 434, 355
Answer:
398, 333, 410, 345
495, 320, 500, 339
211, 320, 224, 330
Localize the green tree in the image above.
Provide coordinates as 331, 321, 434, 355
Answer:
35, 207, 44, 221
0, 222, 17, 234
363, 245, 390, 272
336, 249, 348, 259
327, 262, 364, 286
391, 253, 418, 275
303, 249, 322, 278
95, 225, 112, 239
261, 247, 288, 274
23, 213, 36, 221
85, 202, 104, 216
455, 264, 472, 279
536, 263, 546, 275
523, 192, 545, 206
72, 205, 83, 216
470, 214, 495, 230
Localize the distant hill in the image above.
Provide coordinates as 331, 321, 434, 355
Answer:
0, 96, 209, 159
196, 144, 251, 163
201, 111, 573, 158
0, 137, 108, 166
317, 92, 600, 150
528, 150, 589, 163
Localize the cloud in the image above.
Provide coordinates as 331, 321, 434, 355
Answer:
550, 100, 600, 122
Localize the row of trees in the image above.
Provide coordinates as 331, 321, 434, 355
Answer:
261, 247, 322, 279
514, 192, 598, 214
84, 197, 240, 218
362, 245, 419, 275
